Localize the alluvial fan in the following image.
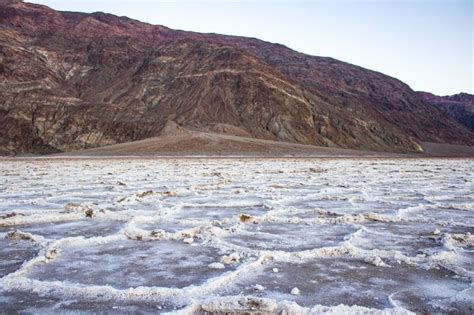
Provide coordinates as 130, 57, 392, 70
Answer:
0, 158, 473, 314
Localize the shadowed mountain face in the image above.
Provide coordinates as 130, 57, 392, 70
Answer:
1, 0, 472, 155
419, 92, 474, 132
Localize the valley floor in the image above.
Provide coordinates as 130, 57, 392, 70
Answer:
47, 132, 474, 158
0, 158, 473, 313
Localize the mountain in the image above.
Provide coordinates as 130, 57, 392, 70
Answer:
419, 92, 474, 132
1, 0, 473, 155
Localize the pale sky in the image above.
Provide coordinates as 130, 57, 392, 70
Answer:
29, 0, 473, 96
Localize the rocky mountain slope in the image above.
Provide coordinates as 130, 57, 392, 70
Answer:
419, 92, 474, 132
1, 0, 472, 155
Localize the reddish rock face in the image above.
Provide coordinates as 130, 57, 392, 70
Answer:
0, 0, 472, 155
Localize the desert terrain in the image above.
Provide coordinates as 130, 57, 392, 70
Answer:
1, 157, 473, 313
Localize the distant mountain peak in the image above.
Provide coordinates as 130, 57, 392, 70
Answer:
419, 92, 474, 132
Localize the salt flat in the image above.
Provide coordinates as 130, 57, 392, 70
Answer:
0, 158, 473, 314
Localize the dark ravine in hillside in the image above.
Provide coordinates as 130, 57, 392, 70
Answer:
419, 92, 474, 132
0, 0, 473, 155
